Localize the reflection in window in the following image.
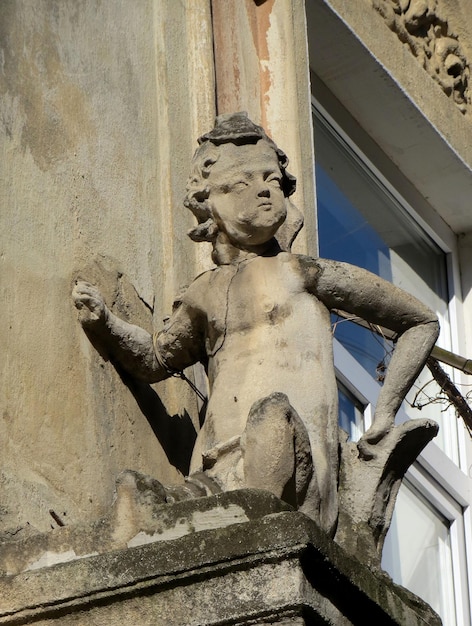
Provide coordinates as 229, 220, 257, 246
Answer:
315, 110, 449, 335
337, 381, 365, 441
382, 482, 456, 624
314, 109, 456, 459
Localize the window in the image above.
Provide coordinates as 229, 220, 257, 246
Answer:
312, 99, 472, 626
314, 104, 458, 462
337, 380, 365, 442
382, 480, 456, 623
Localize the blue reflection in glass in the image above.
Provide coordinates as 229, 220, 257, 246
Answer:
317, 165, 391, 378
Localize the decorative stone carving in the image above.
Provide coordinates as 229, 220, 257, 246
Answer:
72, 113, 440, 565
373, 0, 470, 113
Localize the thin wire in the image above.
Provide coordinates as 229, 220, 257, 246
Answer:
173, 371, 207, 403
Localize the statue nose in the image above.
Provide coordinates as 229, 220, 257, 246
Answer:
258, 187, 270, 198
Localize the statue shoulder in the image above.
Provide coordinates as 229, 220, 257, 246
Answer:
292, 255, 350, 299
172, 268, 216, 312
292, 253, 323, 286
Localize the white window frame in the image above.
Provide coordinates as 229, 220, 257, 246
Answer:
313, 97, 470, 467
313, 98, 472, 625
335, 340, 472, 625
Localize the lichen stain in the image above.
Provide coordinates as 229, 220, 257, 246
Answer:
245, 0, 275, 134
0, 3, 93, 172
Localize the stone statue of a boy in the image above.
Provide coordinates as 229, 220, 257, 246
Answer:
73, 113, 439, 537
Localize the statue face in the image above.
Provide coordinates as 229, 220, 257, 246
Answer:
207, 140, 287, 247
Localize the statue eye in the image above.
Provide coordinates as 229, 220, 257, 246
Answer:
219, 180, 248, 193
232, 180, 249, 190
267, 174, 282, 186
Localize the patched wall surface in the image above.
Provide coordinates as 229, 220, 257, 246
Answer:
0, 0, 215, 534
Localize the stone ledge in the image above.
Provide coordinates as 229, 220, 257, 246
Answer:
0, 483, 292, 577
0, 490, 441, 625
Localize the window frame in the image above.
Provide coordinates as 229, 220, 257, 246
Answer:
313, 97, 470, 466
312, 96, 472, 625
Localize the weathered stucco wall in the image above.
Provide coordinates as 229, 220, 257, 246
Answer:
0, 0, 215, 533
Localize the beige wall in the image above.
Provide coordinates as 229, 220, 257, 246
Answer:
0, 0, 215, 532
0, 0, 317, 535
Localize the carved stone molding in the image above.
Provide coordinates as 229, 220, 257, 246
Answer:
373, 0, 470, 113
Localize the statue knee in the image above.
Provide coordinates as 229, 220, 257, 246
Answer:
241, 392, 313, 508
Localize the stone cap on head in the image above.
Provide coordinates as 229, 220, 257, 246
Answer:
198, 111, 267, 146
197, 112, 296, 198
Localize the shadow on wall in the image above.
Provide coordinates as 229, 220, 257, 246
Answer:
117, 369, 197, 477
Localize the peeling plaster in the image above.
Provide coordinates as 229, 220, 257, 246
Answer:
25, 549, 99, 573
127, 504, 250, 548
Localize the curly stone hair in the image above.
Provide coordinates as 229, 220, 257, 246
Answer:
184, 112, 297, 244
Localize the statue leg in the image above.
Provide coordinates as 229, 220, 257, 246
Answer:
241, 392, 314, 510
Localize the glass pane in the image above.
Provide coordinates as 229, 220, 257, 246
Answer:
382, 483, 456, 624
314, 109, 457, 458
337, 381, 365, 441
314, 110, 449, 328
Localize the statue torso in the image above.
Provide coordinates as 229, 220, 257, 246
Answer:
190, 253, 338, 471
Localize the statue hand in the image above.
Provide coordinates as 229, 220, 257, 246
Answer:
357, 413, 394, 460
72, 280, 108, 327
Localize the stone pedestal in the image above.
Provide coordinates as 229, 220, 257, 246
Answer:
0, 490, 441, 625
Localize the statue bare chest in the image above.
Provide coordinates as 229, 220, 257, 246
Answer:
202, 255, 327, 356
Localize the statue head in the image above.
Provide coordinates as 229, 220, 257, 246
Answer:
185, 113, 302, 257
